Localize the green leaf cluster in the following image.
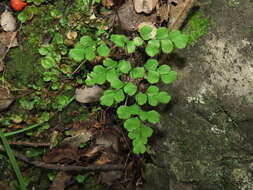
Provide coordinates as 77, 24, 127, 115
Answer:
85, 58, 131, 88
38, 25, 189, 155
136, 85, 171, 106
69, 36, 111, 62
39, 44, 68, 90
117, 105, 160, 153
69, 36, 96, 62
110, 34, 143, 54
129, 59, 177, 84
144, 59, 177, 84
140, 26, 189, 57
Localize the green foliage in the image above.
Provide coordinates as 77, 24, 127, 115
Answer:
38, 24, 189, 154
140, 26, 188, 56
18, 1, 49, 23
75, 174, 88, 183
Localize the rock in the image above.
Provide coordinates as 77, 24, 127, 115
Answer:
0, 10, 16, 32
0, 86, 14, 111
144, 0, 253, 189
114, 0, 157, 31
75, 86, 104, 103
133, 0, 158, 14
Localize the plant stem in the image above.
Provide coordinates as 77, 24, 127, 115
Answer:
0, 131, 27, 190
4, 95, 76, 137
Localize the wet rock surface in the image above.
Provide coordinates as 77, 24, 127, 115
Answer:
144, 0, 253, 189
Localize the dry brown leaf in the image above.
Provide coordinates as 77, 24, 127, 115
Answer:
157, 2, 170, 23
61, 131, 92, 149
66, 31, 77, 40
100, 171, 122, 185
43, 145, 80, 163
94, 153, 114, 165
0, 181, 9, 190
0, 86, 14, 111
102, 0, 114, 8
133, 0, 158, 14
81, 145, 104, 158
50, 130, 59, 149
0, 32, 18, 48
96, 132, 120, 153
50, 172, 72, 190
75, 86, 104, 103
0, 60, 4, 72
168, 0, 196, 30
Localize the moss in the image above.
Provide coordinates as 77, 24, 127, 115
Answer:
183, 11, 209, 44
5, 47, 43, 86
231, 168, 253, 190
227, 0, 240, 8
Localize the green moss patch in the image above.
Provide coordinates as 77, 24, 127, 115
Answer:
183, 11, 209, 44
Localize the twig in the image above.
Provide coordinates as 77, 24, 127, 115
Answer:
4, 95, 76, 137
72, 60, 86, 75
0, 31, 18, 62
0, 144, 124, 171
9, 141, 50, 147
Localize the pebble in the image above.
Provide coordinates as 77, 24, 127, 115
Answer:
1, 10, 17, 32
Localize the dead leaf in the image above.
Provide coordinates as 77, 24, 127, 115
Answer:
0, 181, 9, 190
66, 31, 77, 40
75, 86, 104, 103
0, 32, 18, 48
80, 145, 104, 158
50, 172, 72, 190
43, 145, 80, 163
61, 130, 92, 149
94, 152, 115, 165
168, 0, 196, 30
100, 171, 122, 185
0, 60, 4, 72
0, 10, 16, 32
133, 0, 158, 14
102, 0, 114, 8
0, 86, 14, 111
50, 130, 59, 149
157, 2, 170, 23
96, 131, 120, 153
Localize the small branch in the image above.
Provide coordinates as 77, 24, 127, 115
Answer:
0, 145, 124, 172
9, 141, 50, 147
72, 60, 86, 75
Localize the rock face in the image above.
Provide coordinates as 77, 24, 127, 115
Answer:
144, 0, 253, 190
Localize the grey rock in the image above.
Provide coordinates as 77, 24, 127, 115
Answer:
145, 0, 253, 189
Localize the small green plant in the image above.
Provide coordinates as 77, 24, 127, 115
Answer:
18, 0, 50, 23
39, 25, 189, 154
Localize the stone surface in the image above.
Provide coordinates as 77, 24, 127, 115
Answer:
144, 0, 253, 189
0, 10, 16, 32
